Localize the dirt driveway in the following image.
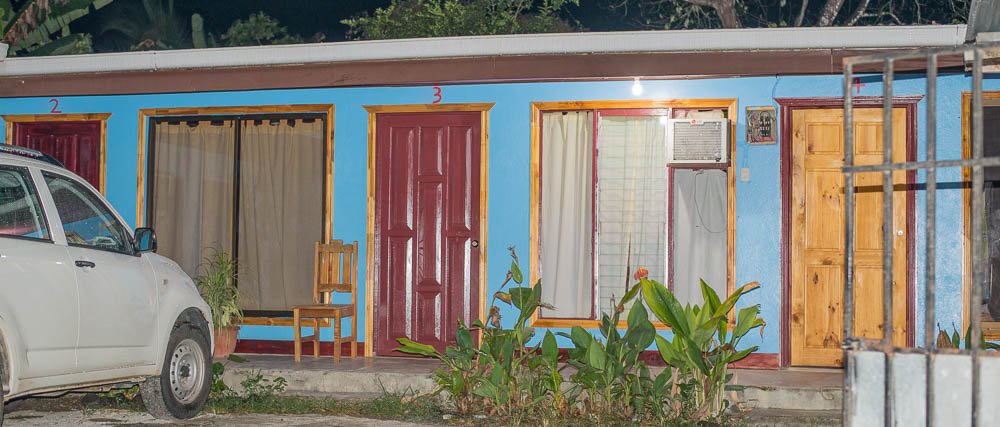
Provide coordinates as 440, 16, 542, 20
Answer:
4, 409, 437, 426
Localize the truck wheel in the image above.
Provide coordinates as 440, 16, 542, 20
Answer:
140, 323, 211, 420
1, 349, 5, 427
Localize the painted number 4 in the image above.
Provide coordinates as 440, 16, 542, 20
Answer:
432, 86, 442, 104
49, 98, 62, 114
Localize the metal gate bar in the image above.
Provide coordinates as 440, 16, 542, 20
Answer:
842, 42, 1000, 426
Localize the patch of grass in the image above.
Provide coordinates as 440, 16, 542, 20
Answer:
202, 390, 442, 424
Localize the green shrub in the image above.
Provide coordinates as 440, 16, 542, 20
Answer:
197, 250, 243, 329
641, 278, 764, 421
396, 246, 561, 419
397, 246, 764, 424
561, 284, 670, 423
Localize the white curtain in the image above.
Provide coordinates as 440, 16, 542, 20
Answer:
596, 116, 668, 315
540, 111, 594, 319
152, 121, 235, 278
238, 119, 324, 311
671, 169, 727, 304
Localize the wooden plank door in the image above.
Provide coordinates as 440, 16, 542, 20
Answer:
12, 121, 102, 189
374, 111, 482, 355
790, 107, 908, 367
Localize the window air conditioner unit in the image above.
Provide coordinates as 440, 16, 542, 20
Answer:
666, 118, 729, 164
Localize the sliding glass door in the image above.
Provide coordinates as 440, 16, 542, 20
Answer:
149, 115, 326, 312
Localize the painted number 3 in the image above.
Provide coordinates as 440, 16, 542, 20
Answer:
49, 98, 62, 114
432, 86, 442, 104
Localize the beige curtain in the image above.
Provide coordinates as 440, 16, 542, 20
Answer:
238, 119, 324, 311
152, 121, 235, 278
596, 116, 668, 315
671, 169, 727, 304
540, 111, 594, 319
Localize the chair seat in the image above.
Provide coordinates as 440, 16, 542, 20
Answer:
293, 304, 355, 318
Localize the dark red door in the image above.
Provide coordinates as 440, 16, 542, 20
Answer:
374, 112, 481, 355
12, 121, 102, 189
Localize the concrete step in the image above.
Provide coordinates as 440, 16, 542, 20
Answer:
736, 409, 842, 427
219, 354, 438, 396
729, 368, 844, 412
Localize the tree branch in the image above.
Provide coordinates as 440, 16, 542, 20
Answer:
845, 0, 869, 26
794, 0, 810, 27
815, 0, 845, 26
683, 0, 742, 28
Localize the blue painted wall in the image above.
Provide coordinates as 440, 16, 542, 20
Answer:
2, 72, 995, 355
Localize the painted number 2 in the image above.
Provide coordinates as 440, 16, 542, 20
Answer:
49, 98, 62, 114
432, 86, 442, 104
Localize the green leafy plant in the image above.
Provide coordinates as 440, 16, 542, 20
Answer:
222, 11, 303, 46
197, 250, 243, 329
561, 284, 671, 422
211, 362, 233, 397
396, 247, 762, 423
936, 323, 1000, 350
239, 370, 287, 401
395, 246, 562, 419
1, 0, 113, 56
342, 0, 578, 41
209, 362, 287, 402
98, 383, 140, 404
96, 0, 189, 51
641, 278, 764, 421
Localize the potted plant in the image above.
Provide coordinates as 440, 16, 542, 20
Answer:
197, 250, 243, 358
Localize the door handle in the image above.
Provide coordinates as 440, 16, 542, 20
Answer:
74, 260, 96, 268
471, 240, 479, 248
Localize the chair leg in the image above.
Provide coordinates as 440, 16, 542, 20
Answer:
333, 314, 342, 363
351, 315, 358, 358
293, 309, 302, 363
312, 318, 321, 359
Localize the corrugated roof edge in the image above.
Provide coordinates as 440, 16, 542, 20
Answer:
0, 25, 967, 78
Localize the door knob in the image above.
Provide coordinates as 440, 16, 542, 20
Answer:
471, 240, 479, 248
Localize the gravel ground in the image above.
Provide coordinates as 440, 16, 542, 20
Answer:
3, 409, 438, 426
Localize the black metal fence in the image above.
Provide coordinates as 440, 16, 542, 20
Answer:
842, 43, 1000, 426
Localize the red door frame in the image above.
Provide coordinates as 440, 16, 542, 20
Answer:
776, 96, 920, 368
364, 103, 493, 357
3, 113, 110, 193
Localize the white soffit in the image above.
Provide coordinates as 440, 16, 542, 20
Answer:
0, 25, 967, 77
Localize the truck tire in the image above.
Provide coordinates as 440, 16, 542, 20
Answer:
1, 348, 6, 427
1, 355, 5, 427
140, 323, 211, 420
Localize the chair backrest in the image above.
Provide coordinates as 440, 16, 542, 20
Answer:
314, 240, 359, 306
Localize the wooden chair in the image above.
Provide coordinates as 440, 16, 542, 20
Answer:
293, 240, 358, 363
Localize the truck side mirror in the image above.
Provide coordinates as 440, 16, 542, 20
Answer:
134, 227, 157, 253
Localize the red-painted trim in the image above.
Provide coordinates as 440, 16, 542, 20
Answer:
776, 96, 922, 367
730, 352, 781, 369
235, 339, 364, 357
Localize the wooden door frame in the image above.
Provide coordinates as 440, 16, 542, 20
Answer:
135, 104, 336, 327
363, 103, 493, 357
3, 113, 111, 194
777, 96, 920, 368
960, 91, 1000, 339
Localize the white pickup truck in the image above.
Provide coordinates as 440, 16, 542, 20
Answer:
0, 145, 214, 423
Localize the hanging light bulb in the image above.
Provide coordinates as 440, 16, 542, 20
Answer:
631, 77, 643, 96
